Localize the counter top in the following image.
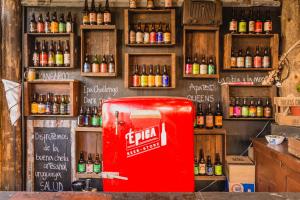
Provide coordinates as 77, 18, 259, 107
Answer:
2, 192, 300, 200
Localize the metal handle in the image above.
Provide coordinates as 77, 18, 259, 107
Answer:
115, 111, 119, 135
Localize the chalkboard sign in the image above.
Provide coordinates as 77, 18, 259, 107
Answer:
34, 127, 71, 191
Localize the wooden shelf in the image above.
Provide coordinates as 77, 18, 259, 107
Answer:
129, 87, 174, 90
183, 26, 220, 79
183, 74, 220, 79
27, 79, 77, 83
223, 33, 279, 70
80, 24, 116, 30
225, 117, 274, 121
124, 9, 176, 46
194, 128, 226, 135
81, 72, 117, 77
75, 127, 102, 132
24, 33, 77, 69
76, 173, 100, 179
195, 175, 226, 181
223, 68, 273, 71
28, 114, 73, 117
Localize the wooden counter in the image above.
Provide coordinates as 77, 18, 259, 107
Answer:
253, 138, 300, 192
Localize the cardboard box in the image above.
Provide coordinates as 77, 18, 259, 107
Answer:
288, 137, 300, 159
226, 155, 255, 192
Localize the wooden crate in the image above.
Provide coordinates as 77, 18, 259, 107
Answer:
288, 137, 300, 158
124, 53, 176, 89
24, 80, 80, 117
274, 97, 300, 126
74, 127, 102, 179
183, 26, 219, 79
221, 85, 277, 120
124, 9, 176, 46
24, 33, 77, 69
223, 33, 279, 71
80, 25, 117, 77
194, 128, 226, 181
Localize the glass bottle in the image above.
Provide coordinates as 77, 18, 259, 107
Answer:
108, 55, 115, 73
229, 8, 237, 33
237, 49, 245, 68
64, 95, 69, 114
249, 99, 257, 117
48, 40, 55, 67
165, 0, 172, 8
56, 40, 64, 67
263, 47, 270, 68
45, 12, 51, 33
40, 40, 48, 67
255, 8, 263, 34
64, 40, 71, 67
245, 47, 253, 68
136, 22, 144, 44
196, 103, 205, 129
231, 50, 237, 68
38, 95, 46, 114
33, 41, 40, 67
264, 9, 272, 34
234, 98, 242, 118
257, 98, 264, 118
162, 65, 169, 87
103, 0, 111, 25
84, 107, 92, 127
144, 23, 150, 44
185, 56, 193, 75
66, 12, 73, 33
31, 93, 39, 114
51, 12, 59, 33
148, 65, 155, 87
140, 64, 148, 87
82, 0, 90, 25
264, 98, 272, 118
214, 102, 223, 128
242, 98, 249, 118
52, 96, 60, 115
198, 149, 206, 175
100, 55, 108, 73
77, 151, 86, 173
248, 8, 255, 34
205, 103, 214, 129
45, 93, 52, 115
89, 0, 97, 25
254, 46, 262, 68
78, 107, 85, 127
129, 24, 136, 44
37, 13, 45, 33
206, 155, 213, 176
83, 54, 91, 73
86, 154, 94, 173
238, 9, 247, 34
194, 157, 199, 175
157, 22, 163, 44
208, 56, 216, 75
155, 65, 162, 87
147, 0, 155, 9
92, 55, 100, 73
93, 153, 102, 173
58, 13, 66, 33
132, 65, 140, 87
192, 56, 200, 75
30, 13, 37, 33
60, 95, 66, 115
129, 0, 137, 9
91, 107, 100, 127
214, 153, 223, 176
229, 97, 235, 118
150, 23, 157, 44
163, 24, 171, 44
200, 55, 208, 75
97, 3, 104, 25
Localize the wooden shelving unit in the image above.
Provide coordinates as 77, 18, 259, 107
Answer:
75, 127, 102, 132
221, 84, 277, 120
183, 26, 220, 79
124, 9, 176, 46
195, 175, 226, 181
80, 25, 117, 77
223, 33, 279, 70
124, 53, 176, 89
194, 128, 226, 135
24, 79, 80, 117
24, 33, 77, 69
75, 173, 100, 179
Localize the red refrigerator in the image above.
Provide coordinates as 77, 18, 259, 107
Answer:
102, 97, 194, 192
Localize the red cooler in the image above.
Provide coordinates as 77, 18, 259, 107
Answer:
102, 97, 194, 192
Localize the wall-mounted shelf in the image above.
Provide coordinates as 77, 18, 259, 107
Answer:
75, 173, 100, 179
75, 127, 102, 132
195, 175, 226, 181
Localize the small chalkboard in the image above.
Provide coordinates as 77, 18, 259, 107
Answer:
34, 127, 71, 192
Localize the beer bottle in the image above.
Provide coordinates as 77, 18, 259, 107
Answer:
82, 0, 90, 25
147, 0, 155, 9
33, 41, 40, 67
242, 98, 249, 118
185, 56, 193, 75
264, 9, 272, 34
245, 47, 253, 68
192, 56, 200, 75
60, 95, 66, 115
31, 93, 39, 114
200, 55, 208, 75
248, 8, 255, 34
257, 98, 264, 118
205, 103, 214, 129
51, 12, 59, 33
238, 9, 247, 34
86, 153, 94, 173
140, 64, 148, 87
92, 55, 100, 73
249, 99, 257, 117
196, 103, 205, 129
155, 65, 162, 87
97, 3, 104, 25
150, 23, 157, 44
214, 153, 223, 176
144, 23, 150, 44
64, 95, 69, 114
91, 107, 100, 127
214, 102, 223, 128
89, 0, 97, 25
48, 41, 55, 67
64, 40, 71, 67
198, 149, 206, 176
254, 46, 262, 68
100, 55, 108, 73
98, 99, 103, 127
40, 41, 48, 67
136, 22, 144, 44
93, 153, 102, 174
108, 55, 115, 73
231, 50, 237, 68
52, 96, 59, 115
263, 47, 270, 68
38, 95, 46, 114
30, 13, 37, 33
103, 0, 111, 25
264, 98, 272, 118
78, 107, 85, 127
237, 49, 245, 68
132, 65, 140, 87
77, 151, 86, 173
162, 65, 169, 87
56, 40, 64, 67
66, 12, 73, 33
83, 54, 91, 73
148, 65, 155, 87
206, 155, 213, 176
157, 22, 163, 44
229, 97, 235, 118
37, 13, 45, 33
234, 98, 242, 118
255, 8, 263, 34
163, 24, 171, 44
58, 14, 66, 33
208, 56, 215, 75
229, 8, 237, 33
84, 107, 92, 127
129, 24, 136, 44
194, 157, 199, 175
45, 93, 52, 115
45, 12, 51, 33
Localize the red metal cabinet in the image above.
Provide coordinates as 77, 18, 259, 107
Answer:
102, 97, 194, 192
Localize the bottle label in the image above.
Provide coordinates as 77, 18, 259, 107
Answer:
234, 106, 241, 117
200, 64, 208, 74
257, 107, 263, 117
147, 1, 154, 8
130, 30, 136, 44
206, 116, 214, 127
83, 15, 89, 25
92, 117, 100, 126
197, 116, 204, 126
238, 21, 247, 33
33, 53, 39, 66
89, 13, 97, 24
245, 56, 252, 68
129, 0, 137, 8
215, 116, 222, 126
48, 52, 55, 66
208, 64, 215, 75
136, 32, 144, 43
192, 63, 200, 74
64, 53, 70, 66
56, 53, 64, 65
157, 32, 163, 43
165, 0, 172, 7
77, 163, 86, 173
66, 22, 72, 33
37, 23, 45, 33
100, 63, 108, 73
163, 32, 171, 43
83, 63, 91, 73
86, 163, 93, 173
263, 56, 270, 68
155, 75, 162, 87
141, 75, 148, 87
93, 164, 101, 173
255, 21, 263, 33
84, 116, 90, 126
199, 163, 206, 174
249, 21, 255, 32
92, 63, 100, 73
45, 22, 51, 33
254, 56, 262, 68
97, 13, 104, 25
214, 165, 223, 176
103, 13, 111, 24
45, 104, 52, 114
264, 21, 272, 32
148, 75, 155, 87
162, 75, 169, 87
229, 20, 237, 32
108, 63, 115, 73
133, 75, 140, 87
40, 53, 48, 66
59, 23, 66, 33
144, 32, 150, 43
31, 103, 38, 114
237, 57, 245, 68
249, 107, 257, 117
206, 166, 213, 175
229, 106, 234, 117
185, 64, 193, 74
60, 104, 66, 114
242, 106, 249, 117
38, 104, 46, 114
51, 22, 59, 33
150, 32, 156, 43
53, 104, 59, 114
194, 165, 199, 175
231, 57, 237, 67
30, 23, 37, 33
264, 108, 272, 117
